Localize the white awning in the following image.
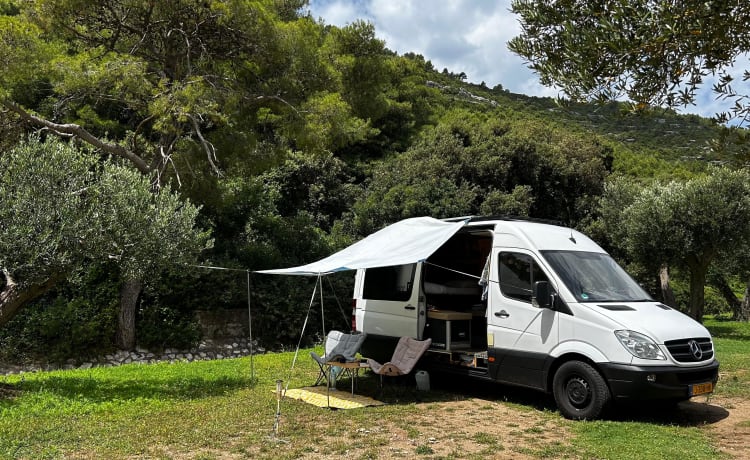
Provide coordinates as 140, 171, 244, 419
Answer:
255, 216, 467, 276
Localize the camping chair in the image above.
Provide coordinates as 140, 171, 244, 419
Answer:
311, 330, 367, 387
367, 336, 432, 398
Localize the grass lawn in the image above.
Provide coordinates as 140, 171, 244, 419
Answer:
0, 318, 747, 459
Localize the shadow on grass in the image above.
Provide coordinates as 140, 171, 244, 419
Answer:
5, 373, 254, 405
0, 382, 22, 400
350, 371, 557, 413
704, 324, 750, 341
346, 373, 729, 427
606, 399, 729, 426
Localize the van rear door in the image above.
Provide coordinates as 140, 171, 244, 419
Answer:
356, 263, 422, 338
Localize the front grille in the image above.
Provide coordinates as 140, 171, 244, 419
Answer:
664, 337, 714, 363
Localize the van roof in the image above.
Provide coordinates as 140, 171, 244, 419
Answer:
454, 216, 605, 253
444, 215, 563, 226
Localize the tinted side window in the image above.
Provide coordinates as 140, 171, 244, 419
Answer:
498, 253, 549, 303
362, 264, 416, 301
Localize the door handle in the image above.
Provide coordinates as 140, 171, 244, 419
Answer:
404, 304, 416, 310
494, 310, 510, 318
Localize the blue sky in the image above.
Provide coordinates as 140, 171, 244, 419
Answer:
307, 0, 749, 122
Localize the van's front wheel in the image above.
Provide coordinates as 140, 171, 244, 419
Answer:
553, 361, 610, 420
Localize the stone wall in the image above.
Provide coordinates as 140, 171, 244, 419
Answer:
0, 308, 259, 375
0, 337, 266, 375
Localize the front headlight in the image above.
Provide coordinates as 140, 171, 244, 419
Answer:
614, 330, 666, 360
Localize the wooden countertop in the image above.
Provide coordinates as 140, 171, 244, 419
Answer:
427, 310, 473, 321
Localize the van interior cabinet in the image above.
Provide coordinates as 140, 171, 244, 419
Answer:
426, 310, 472, 351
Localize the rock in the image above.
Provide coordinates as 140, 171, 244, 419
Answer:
79, 363, 93, 369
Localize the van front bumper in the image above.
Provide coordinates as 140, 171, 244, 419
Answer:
598, 360, 719, 401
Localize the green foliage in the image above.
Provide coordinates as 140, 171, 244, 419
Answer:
348, 109, 611, 235
480, 185, 534, 216
616, 169, 750, 266
95, 166, 212, 281
137, 305, 201, 352
598, 168, 750, 319
0, 1, 20, 15
1, 0, 342, 177
324, 21, 392, 123
0, 264, 119, 363
2, 0, 747, 358
296, 91, 377, 152
260, 151, 361, 232
0, 15, 61, 97
0, 137, 209, 328
509, 0, 750, 131
0, 137, 103, 288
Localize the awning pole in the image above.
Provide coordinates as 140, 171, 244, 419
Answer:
247, 269, 255, 381
319, 274, 325, 341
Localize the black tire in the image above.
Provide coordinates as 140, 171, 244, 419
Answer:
553, 361, 610, 420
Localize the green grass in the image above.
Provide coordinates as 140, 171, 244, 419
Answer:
565, 318, 749, 460
0, 319, 747, 459
705, 317, 750, 397
569, 421, 722, 460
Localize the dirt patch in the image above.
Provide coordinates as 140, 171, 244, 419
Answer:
254, 397, 568, 459
146, 392, 750, 460
695, 396, 750, 459
283, 397, 750, 459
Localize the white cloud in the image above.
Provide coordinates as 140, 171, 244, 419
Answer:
307, 0, 750, 122
307, 0, 363, 25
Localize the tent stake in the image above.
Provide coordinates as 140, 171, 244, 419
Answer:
269, 379, 288, 443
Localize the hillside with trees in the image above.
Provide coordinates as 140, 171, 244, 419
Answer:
0, 0, 748, 362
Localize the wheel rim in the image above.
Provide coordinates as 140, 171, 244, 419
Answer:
565, 376, 591, 408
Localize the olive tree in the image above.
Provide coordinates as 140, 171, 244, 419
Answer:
0, 138, 210, 348
600, 168, 750, 321
509, 0, 750, 128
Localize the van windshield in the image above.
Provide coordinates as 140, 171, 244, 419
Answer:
541, 251, 652, 302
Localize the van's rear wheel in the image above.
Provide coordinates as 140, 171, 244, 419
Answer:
553, 361, 610, 420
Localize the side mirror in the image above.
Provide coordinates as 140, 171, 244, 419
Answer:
532, 281, 553, 309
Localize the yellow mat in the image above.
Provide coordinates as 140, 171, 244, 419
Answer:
283, 386, 384, 409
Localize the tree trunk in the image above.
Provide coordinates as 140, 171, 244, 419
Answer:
0, 270, 65, 328
116, 278, 142, 350
659, 264, 677, 308
687, 261, 708, 323
738, 279, 750, 322
709, 274, 742, 319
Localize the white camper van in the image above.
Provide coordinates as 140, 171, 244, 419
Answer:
352, 217, 719, 419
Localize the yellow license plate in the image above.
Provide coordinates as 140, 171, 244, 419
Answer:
690, 382, 713, 396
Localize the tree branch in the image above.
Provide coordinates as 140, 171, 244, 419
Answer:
1, 99, 152, 174
188, 114, 222, 176
0, 269, 66, 328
